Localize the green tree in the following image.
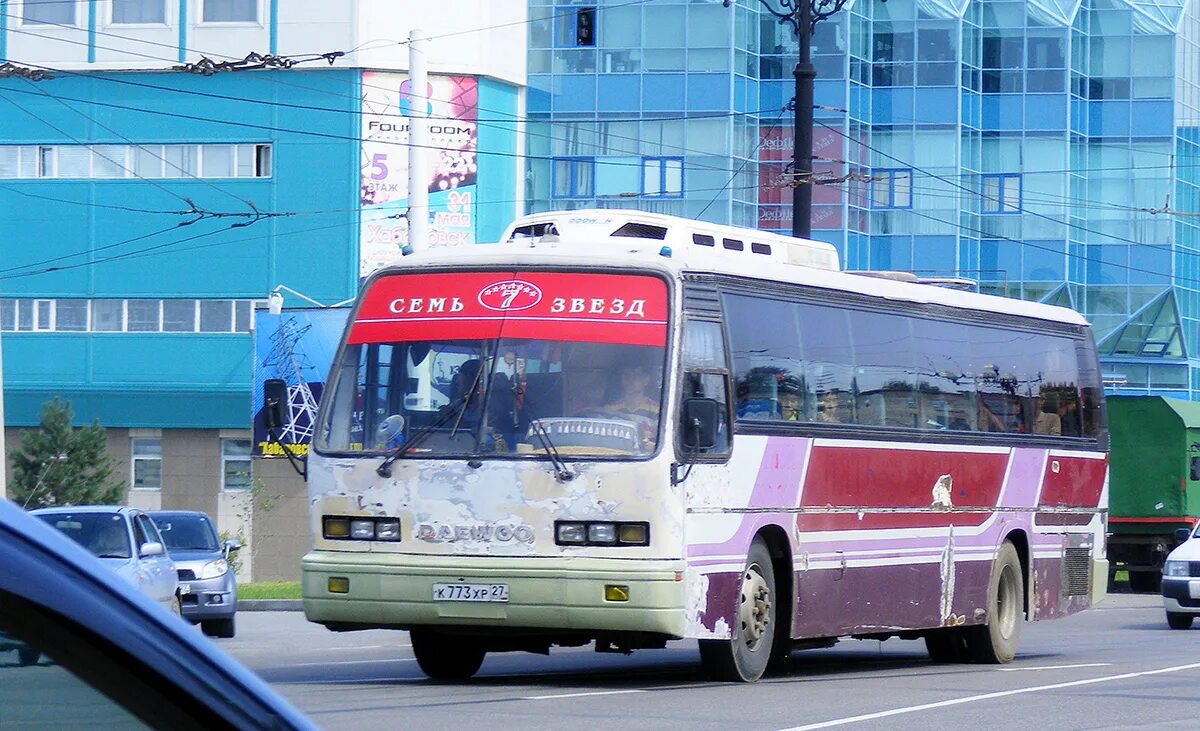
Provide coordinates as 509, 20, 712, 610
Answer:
8, 399, 124, 509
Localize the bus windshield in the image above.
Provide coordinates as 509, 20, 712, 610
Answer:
317, 270, 670, 459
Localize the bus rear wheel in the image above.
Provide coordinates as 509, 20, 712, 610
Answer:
410, 629, 486, 680
966, 541, 1023, 664
698, 539, 777, 682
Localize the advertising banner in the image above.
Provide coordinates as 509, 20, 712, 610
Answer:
757, 125, 844, 231
360, 72, 479, 275
251, 308, 350, 458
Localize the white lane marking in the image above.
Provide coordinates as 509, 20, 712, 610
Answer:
776, 662, 1200, 731
287, 658, 418, 667
523, 689, 648, 700
283, 676, 425, 685
997, 663, 1112, 672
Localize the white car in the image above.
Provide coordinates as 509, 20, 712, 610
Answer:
1162, 524, 1200, 629
31, 506, 179, 615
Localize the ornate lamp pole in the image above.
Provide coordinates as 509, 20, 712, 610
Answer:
744, 0, 854, 239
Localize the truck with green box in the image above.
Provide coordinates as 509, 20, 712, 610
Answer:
1107, 395, 1200, 592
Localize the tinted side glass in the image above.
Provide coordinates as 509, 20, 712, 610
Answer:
912, 320, 975, 431
725, 295, 803, 421
850, 310, 916, 428
796, 302, 855, 424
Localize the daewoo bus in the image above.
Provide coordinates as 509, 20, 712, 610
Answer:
298, 210, 1108, 682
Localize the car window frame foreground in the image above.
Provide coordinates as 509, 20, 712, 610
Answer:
0, 500, 314, 731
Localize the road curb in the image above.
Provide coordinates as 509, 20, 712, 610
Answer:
238, 599, 303, 612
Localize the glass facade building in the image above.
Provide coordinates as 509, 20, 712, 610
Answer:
527, 0, 1200, 399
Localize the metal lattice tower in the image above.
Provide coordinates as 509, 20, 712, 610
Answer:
262, 317, 320, 444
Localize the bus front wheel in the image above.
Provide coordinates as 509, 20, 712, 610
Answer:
410, 629, 486, 680
967, 541, 1023, 664
698, 539, 777, 682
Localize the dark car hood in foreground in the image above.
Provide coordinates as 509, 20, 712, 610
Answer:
0, 499, 313, 730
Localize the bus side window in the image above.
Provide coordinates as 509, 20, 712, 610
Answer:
682, 319, 732, 456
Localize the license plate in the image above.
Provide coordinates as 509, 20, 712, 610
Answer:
432, 583, 509, 602
178, 583, 191, 595
1189, 581, 1200, 599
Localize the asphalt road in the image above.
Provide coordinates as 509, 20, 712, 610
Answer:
222, 593, 1199, 730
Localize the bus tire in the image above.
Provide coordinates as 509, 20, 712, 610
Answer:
1167, 611, 1193, 630
924, 628, 970, 663
698, 539, 776, 682
410, 629, 486, 680
967, 541, 1023, 664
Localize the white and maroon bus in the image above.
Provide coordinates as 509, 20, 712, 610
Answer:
300, 210, 1108, 682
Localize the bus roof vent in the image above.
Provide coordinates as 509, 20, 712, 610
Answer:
611, 222, 669, 240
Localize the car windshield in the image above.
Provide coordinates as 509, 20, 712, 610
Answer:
317, 270, 670, 460
36, 513, 131, 559
152, 515, 219, 552
319, 338, 666, 457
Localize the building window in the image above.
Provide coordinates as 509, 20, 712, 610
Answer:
0, 299, 258, 333
871, 168, 912, 209
111, 0, 166, 24
642, 157, 684, 197
982, 173, 1021, 214
92, 300, 124, 332
202, 0, 258, 23
552, 157, 595, 198
126, 300, 160, 332
162, 300, 197, 332
131, 438, 162, 490
555, 6, 596, 47
22, 0, 77, 25
0, 144, 272, 179
221, 439, 253, 491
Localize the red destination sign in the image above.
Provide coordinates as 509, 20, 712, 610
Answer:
348, 272, 669, 346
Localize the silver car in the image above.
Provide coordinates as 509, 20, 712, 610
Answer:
30, 506, 179, 615
150, 510, 239, 638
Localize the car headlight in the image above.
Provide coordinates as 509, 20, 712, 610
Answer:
1164, 560, 1190, 578
199, 559, 229, 580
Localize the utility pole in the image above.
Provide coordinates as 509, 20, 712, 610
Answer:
739, 0, 853, 239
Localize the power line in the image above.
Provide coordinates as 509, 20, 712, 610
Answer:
7, 77, 260, 214
818, 120, 1190, 251
1, 50, 779, 166
0, 82, 765, 176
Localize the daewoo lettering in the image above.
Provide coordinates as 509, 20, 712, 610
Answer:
416, 523, 535, 544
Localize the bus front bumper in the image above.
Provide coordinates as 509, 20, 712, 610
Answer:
301, 552, 688, 638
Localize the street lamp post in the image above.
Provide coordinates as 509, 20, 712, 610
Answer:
744, 0, 853, 239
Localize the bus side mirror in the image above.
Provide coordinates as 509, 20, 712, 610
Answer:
682, 398, 720, 451
1190, 456, 1200, 482
1176, 527, 1193, 543
263, 379, 288, 431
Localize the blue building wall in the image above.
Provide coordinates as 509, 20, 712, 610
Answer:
0, 69, 361, 427
476, 77, 522, 243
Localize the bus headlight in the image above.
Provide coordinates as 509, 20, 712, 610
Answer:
323, 515, 402, 542
375, 519, 401, 541
556, 522, 587, 544
588, 523, 617, 544
1165, 560, 1190, 577
555, 521, 649, 547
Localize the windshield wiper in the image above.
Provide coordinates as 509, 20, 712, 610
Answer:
529, 419, 575, 482
375, 392, 473, 478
